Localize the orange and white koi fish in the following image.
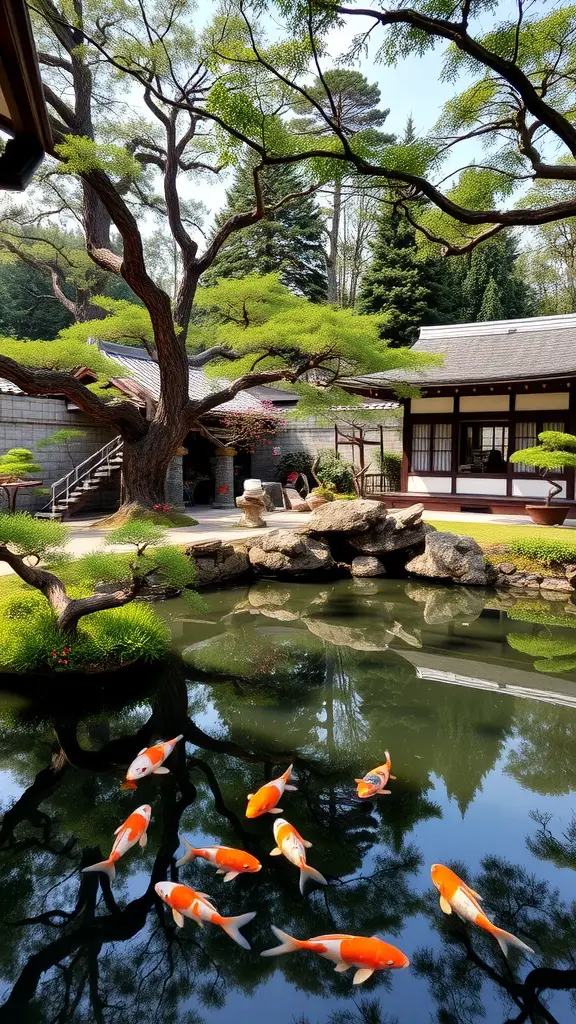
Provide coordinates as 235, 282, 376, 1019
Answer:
261, 927, 409, 984
82, 804, 151, 882
176, 841, 262, 882
270, 818, 327, 894
245, 764, 297, 818
154, 881, 256, 949
355, 752, 395, 799
431, 864, 534, 958
121, 734, 184, 790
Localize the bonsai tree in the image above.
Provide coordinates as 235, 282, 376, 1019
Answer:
0, 448, 42, 481
0, 515, 196, 672
107, 521, 167, 558
0, 448, 43, 512
36, 429, 87, 469
509, 430, 576, 505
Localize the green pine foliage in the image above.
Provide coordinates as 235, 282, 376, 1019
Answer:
0, 262, 73, 339
357, 207, 457, 346
455, 234, 535, 323
0, 512, 67, 555
194, 273, 438, 403
477, 276, 503, 321
205, 154, 327, 301
0, 449, 42, 480
107, 520, 167, 552
510, 430, 576, 473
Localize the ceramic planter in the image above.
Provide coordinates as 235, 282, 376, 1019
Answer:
526, 504, 571, 526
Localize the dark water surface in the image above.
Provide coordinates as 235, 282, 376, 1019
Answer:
2, 578, 576, 1024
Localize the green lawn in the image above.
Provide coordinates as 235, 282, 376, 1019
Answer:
426, 519, 576, 549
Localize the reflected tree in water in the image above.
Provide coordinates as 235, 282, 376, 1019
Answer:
2, 582, 576, 1022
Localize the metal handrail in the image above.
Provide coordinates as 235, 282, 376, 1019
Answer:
42, 435, 123, 513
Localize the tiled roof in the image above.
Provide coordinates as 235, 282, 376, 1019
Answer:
348, 313, 576, 389
100, 342, 265, 414
0, 378, 23, 394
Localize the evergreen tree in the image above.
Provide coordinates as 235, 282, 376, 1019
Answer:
358, 206, 458, 345
478, 276, 503, 321
206, 155, 327, 301
456, 234, 535, 322
290, 70, 394, 304
0, 262, 73, 339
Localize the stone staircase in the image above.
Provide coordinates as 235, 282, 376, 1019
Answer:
37, 436, 123, 520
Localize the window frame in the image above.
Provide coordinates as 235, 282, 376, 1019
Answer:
410, 421, 453, 474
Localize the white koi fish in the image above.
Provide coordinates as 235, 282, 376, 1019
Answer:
82, 804, 151, 882
270, 818, 327, 894
155, 881, 256, 948
121, 734, 184, 790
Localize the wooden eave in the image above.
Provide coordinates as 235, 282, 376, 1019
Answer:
345, 373, 576, 403
0, 0, 52, 189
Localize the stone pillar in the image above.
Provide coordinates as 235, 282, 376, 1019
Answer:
211, 447, 236, 508
166, 455, 185, 511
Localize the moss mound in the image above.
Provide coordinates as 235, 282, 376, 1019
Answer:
95, 503, 197, 529
0, 597, 170, 674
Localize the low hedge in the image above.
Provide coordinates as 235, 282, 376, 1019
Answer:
508, 535, 576, 567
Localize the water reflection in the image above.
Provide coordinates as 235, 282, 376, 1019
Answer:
0, 579, 576, 1022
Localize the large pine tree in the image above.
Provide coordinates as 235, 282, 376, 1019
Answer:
205, 155, 327, 301
456, 235, 535, 322
357, 206, 458, 345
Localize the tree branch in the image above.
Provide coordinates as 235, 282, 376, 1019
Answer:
0, 357, 147, 440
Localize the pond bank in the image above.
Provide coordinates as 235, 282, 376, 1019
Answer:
186, 500, 576, 597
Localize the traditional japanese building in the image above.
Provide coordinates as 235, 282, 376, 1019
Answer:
348, 312, 576, 516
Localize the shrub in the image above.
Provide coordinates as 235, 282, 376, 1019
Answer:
277, 450, 313, 480
309, 485, 335, 501
0, 601, 170, 673
375, 451, 401, 491
508, 535, 576, 566
316, 449, 355, 493
333, 493, 357, 500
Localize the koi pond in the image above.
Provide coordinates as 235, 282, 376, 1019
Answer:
1, 578, 576, 1024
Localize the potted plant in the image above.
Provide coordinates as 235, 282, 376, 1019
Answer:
509, 429, 576, 525
307, 484, 336, 510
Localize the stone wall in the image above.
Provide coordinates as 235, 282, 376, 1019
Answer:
0, 394, 118, 512
251, 414, 403, 483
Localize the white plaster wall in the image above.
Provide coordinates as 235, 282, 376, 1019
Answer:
512, 478, 567, 498
407, 475, 452, 493
456, 477, 507, 495
515, 392, 570, 411
460, 395, 510, 412
410, 397, 454, 414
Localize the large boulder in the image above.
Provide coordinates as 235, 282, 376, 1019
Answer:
248, 529, 334, 576
405, 531, 491, 586
186, 539, 251, 586
302, 498, 387, 535
350, 503, 426, 556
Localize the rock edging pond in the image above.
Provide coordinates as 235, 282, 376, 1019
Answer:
186, 500, 576, 596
